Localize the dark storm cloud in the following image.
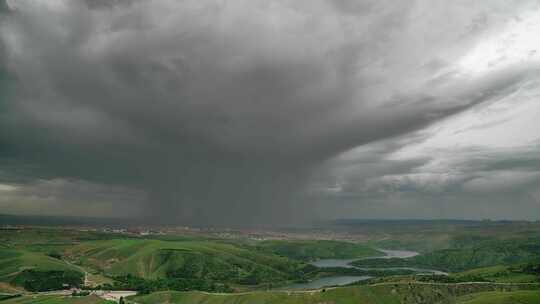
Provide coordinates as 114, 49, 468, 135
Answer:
1, 0, 539, 225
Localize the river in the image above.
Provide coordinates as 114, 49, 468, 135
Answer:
285, 248, 445, 290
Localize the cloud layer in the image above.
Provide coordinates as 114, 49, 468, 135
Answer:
1, 0, 540, 225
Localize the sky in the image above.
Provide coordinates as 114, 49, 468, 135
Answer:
1, 0, 540, 226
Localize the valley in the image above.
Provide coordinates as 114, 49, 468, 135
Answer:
1, 219, 540, 303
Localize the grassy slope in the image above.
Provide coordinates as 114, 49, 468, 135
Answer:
132, 286, 400, 304
352, 238, 540, 272
0, 248, 81, 279
255, 240, 382, 261
64, 239, 304, 282
456, 290, 540, 304
0, 295, 114, 304
452, 265, 539, 283
131, 283, 540, 304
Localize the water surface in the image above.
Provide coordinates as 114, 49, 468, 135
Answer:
310, 248, 419, 268
283, 248, 445, 290
285, 276, 371, 290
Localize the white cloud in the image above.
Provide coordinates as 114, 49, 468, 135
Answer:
458, 8, 540, 76
0, 184, 17, 192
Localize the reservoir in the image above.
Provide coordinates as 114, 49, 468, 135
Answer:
283, 248, 444, 290
310, 248, 419, 268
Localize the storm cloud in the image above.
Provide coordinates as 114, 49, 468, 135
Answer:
1, 0, 540, 225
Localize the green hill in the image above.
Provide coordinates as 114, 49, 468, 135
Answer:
0, 249, 79, 278
1, 230, 384, 292
352, 238, 540, 272
255, 240, 381, 261
64, 239, 309, 285
0, 248, 83, 291
130, 283, 540, 304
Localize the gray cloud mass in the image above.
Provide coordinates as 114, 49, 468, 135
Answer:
1, 0, 540, 225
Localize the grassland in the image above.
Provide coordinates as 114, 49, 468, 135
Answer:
130, 283, 540, 304
456, 290, 540, 304
0, 249, 80, 278
0, 295, 114, 304
63, 238, 310, 287
254, 240, 382, 261
449, 264, 540, 283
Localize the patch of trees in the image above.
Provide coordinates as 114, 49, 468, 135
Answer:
12, 270, 83, 291
317, 266, 417, 277
104, 274, 233, 294
416, 274, 489, 283
47, 251, 63, 259
519, 263, 540, 275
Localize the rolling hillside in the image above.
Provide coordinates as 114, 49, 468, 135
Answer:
0, 295, 114, 304
0, 249, 79, 278
0, 248, 83, 291
351, 238, 540, 272
255, 240, 382, 261
456, 290, 540, 304
130, 282, 540, 304
63, 239, 309, 285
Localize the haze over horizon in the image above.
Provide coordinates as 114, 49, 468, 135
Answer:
1, 0, 540, 226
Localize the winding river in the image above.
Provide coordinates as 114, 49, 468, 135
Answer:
285, 248, 445, 290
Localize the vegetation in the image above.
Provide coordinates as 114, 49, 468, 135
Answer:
0, 247, 84, 292
255, 240, 381, 261
4, 230, 376, 292
456, 290, 540, 304
131, 283, 540, 304
11, 270, 83, 292
0, 294, 21, 302
106, 274, 234, 294
0, 295, 115, 304
352, 238, 540, 272
63, 238, 317, 288
2, 222, 540, 303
